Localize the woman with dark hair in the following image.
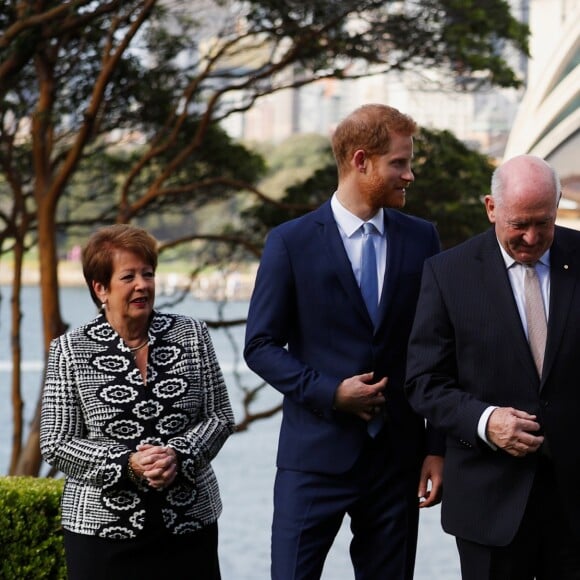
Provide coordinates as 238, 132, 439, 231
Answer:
40, 224, 235, 580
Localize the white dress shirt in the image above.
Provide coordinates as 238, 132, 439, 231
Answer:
330, 193, 387, 299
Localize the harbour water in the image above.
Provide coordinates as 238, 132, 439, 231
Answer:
0, 284, 460, 579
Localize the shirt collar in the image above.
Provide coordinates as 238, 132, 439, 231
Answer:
496, 240, 550, 270
331, 193, 384, 238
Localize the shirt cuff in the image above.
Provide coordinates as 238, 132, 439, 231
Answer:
477, 406, 498, 450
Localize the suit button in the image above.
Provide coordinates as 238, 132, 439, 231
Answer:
312, 408, 323, 417
540, 400, 549, 408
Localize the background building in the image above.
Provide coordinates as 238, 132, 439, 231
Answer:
504, 0, 579, 212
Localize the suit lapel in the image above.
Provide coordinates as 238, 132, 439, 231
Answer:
315, 201, 372, 326
479, 230, 539, 386
377, 210, 398, 329
541, 230, 579, 388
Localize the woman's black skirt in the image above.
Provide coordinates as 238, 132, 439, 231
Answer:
63, 521, 221, 580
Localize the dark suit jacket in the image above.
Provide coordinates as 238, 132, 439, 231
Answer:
244, 200, 441, 475
405, 225, 580, 546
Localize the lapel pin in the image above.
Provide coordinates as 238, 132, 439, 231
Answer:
564, 264, 569, 269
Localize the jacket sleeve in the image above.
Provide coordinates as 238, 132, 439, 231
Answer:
405, 259, 490, 447
40, 336, 132, 490
243, 228, 339, 417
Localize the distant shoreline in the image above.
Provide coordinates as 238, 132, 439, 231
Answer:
0, 261, 258, 301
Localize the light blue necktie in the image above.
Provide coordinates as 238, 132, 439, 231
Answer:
360, 222, 379, 326
360, 223, 383, 437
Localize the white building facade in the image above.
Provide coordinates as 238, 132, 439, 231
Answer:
504, 0, 579, 206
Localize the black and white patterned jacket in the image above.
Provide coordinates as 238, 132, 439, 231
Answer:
40, 311, 235, 538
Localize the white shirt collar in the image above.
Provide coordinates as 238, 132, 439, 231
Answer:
331, 193, 384, 238
496, 240, 550, 269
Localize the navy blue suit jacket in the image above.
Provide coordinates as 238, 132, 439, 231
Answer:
406, 226, 580, 545
244, 200, 441, 475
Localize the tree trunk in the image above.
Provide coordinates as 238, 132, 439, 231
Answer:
8, 241, 24, 475
14, 204, 67, 476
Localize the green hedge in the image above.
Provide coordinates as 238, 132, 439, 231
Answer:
0, 476, 66, 580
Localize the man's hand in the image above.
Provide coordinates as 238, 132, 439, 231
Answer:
333, 372, 387, 421
418, 454, 443, 508
487, 407, 544, 457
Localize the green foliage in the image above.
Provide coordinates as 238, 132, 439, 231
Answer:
242, 128, 493, 249
243, 0, 528, 89
0, 477, 65, 579
240, 135, 335, 244
408, 128, 493, 248
254, 133, 330, 175
252, 133, 332, 197
437, 0, 530, 88
56, 121, 266, 248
